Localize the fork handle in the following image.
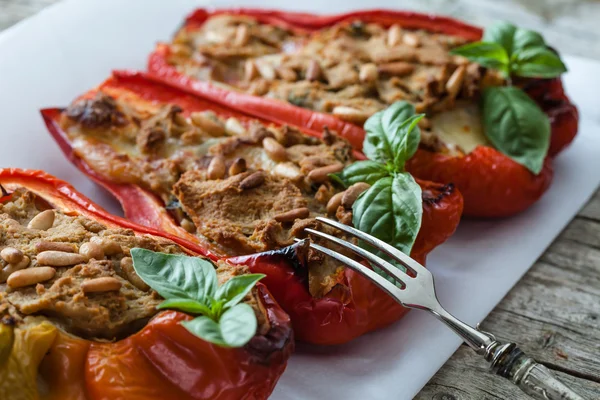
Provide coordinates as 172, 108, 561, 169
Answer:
487, 342, 585, 400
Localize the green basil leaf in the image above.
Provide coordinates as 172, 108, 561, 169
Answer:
215, 273, 265, 308
363, 101, 422, 167
219, 303, 257, 347
449, 42, 509, 72
182, 316, 227, 347
511, 47, 567, 78
352, 174, 422, 258
482, 22, 517, 54
512, 28, 545, 53
131, 248, 218, 302
157, 298, 213, 316
482, 86, 550, 174
337, 160, 390, 186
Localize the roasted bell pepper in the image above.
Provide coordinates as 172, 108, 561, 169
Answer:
0, 168, 293, 400
147, 8, 578, 218
42, 70, 463, 345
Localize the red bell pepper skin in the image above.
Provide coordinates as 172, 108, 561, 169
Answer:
147, 8, 579, 218
42, 71, 463, 345
0, 168, 293, 400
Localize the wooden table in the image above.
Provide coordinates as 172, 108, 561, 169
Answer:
2, 0, 599, 398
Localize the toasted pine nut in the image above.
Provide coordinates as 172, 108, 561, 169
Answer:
171, 44, 192, 57
262, 137, 287, 162
37, 251, 86, 267
229, 158, 247, 176
378, 62, 415, 77
190, 112, 226, 136
239, 171, 265, 190
326, 192, 345, 215
180, 218, 196, 233
445, 65, 466, 98
9, 255, 30, 271
402, 32, 420, 47
257, 63, 276, 81
305, 60, 322, 81
7, 267, 55, 288
387, 24, 402, 47
418, 117, 432, 130
274, 207, 310, 222
173, 113, 189, 127
234, 24, 250, 47
121, 257, 150, 291
208, 156, 226, 180
225, 118, 247, 136
27, 210, 55, 230
273, 162, 303, 180
332, 106, 371, 125
1, 247, 23, 265
341, 183, 371, 208
81, 277, 122, 294
307, 163, 344, 183
90, 237, 122, 256
244, 60, 259, 81
277, 67, 297, 82
35, 241, 77, 253
359, 63, 379, 83
79, 242, 104, 261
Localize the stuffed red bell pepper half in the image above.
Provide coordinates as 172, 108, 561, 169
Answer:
0, 168, 293, 400
42, 71, 463, 345
148, 8, 578, 217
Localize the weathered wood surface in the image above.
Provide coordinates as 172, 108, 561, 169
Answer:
1, 0, 599, 399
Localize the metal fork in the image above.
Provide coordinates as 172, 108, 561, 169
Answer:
298, 217, 585, 400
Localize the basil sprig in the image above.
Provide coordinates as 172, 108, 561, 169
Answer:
131, 248, 264, 347
336, 102, 424, 279
449, 22, 560, 174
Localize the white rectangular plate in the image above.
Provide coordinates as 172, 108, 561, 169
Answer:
1, 1, 599, 399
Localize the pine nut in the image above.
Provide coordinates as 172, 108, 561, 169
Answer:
173, 113, 189, 127
274, 207, 310, 222
225, 118, 247, 136
81, 277, 122, 294
90, 237, 122, 256
1, 247, 23, 265
446, 65, 466, 98
263, 137, 287, 162
208, 156, 226, 180
121, 257, 149, 291
326, 192, 344, 214
378, 62, 415, 77
234, 24, 250, 47
35, 241, 77, 253
273, 162, 303, 180
171, 44, 192, 58
305, 60, 322, 81
387, 24, 402, 47
37, 251, 86, 267
332, 106, 371, 124
239, 171, 265, 190
228, 158, 247, 176
27, 210, 55, 230
245, 60, 259, 81
402, 32, 420, 47
10, 255, 30, 271
190, 112, 226, 136
307, 163, 344, 183
359, 63, 379, 83
341, 182, 371, 208
277, 67, 297, 82
7, 267, 55, 288
79, 242, 105, 261
257, 63, 276, 81
180, 218, 196, 233
418, 117, 432, 130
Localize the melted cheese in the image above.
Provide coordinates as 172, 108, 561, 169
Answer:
430, 102, 489, 154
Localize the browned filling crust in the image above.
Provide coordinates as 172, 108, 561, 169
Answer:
60, 90, 371, 296
166, 15, 503, 154
0, 188, 267, 339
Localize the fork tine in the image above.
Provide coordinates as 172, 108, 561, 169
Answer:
304, 228, 407, 286
303, 240, 405, 305
315, 216, 427, 276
